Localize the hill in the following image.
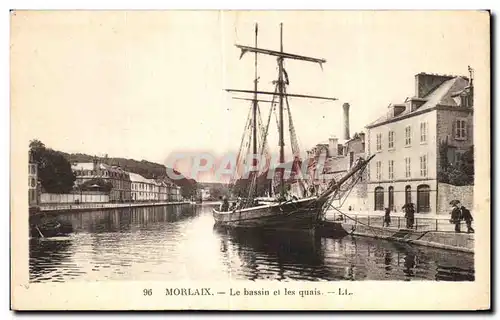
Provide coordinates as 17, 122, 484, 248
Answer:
63, 152, 198, 198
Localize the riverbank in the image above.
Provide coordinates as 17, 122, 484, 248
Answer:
36, 201, 193, 214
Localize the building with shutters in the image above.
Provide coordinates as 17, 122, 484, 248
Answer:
365, 70, 474, 215
72, 159, 132, 202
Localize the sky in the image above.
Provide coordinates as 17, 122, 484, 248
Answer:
11, 11, 489, 181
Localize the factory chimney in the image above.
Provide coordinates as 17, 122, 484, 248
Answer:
343, 103, 350, 141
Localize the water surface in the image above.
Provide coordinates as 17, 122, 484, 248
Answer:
29, 204, 474, 282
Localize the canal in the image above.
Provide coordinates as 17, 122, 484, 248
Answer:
30, 204, 474, 282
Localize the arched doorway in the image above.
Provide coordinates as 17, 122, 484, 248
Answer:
374, 187, 384, 211
388, 186, 394, 211
405, 185, 412, 205
417, 184, 431, 213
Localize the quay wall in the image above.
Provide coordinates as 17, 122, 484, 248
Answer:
323, 221, 474, 253
40, 192, 109, 204
39, 201, 192, 214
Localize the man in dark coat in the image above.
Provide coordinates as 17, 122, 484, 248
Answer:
403, 203, 415, 229
450, 202, 462, 233
384, 207, 391, 227
460, 205, 474, 233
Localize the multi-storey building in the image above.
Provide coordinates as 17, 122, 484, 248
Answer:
291, 103, 369, 210
130, 172, 154, 201
72, 158, 132, 202
129, 173, 181, 202
170, 185, 182, 201
156, 179, 169, 201
28, 151, 39, 206
366, 71, 474, 214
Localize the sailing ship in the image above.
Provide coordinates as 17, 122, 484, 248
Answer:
213, 23, 375, 229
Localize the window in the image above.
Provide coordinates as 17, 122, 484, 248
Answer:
30, 178, 36, 188
460, 94, 471, 108
405, 186, 412, 205
376, 161, 382, 181
388, 186, 394, 211
374, 187, 384, 211
388, 131, 394, 149
405, 126, 412, 146
388, 160, 394, 180
420, 155, 427, 177
420, 122, 427, 143
405, 157, 411, 178
376, 133, 382, 151
455, 119, 467, 140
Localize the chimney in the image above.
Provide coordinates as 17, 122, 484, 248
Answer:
92, 157, 99, 173
328, 137, 338, 158
415, 73, 454, 98
343, 103, 350, 140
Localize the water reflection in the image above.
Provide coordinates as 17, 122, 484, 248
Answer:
30, 204, 474, 282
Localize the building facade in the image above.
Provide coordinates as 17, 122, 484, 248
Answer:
295, 132, 368, 211
366, 72, 474, 214
129, 172, 154, 201
290, 103, 369, 210
28, 151, 39, 206
72, 158, 132, 202
129, 173, 182, 202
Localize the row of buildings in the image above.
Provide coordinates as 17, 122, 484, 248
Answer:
28, 155, 183, 205
71, 159, 182, 202
293, 69, 474, 215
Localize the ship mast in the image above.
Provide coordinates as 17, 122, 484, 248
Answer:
277, 23, 285, 197
226, 23, 337, 200
252, 23, 258, 169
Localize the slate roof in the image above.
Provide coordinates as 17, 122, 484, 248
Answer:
129, 172, 151, 184
366, 76, 469, 128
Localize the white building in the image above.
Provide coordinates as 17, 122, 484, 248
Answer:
365, 71, 474, 214
129, 172, 155, 201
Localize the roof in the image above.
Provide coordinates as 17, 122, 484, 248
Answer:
72, 162, 107, 171
366, 76, 470, 128
129, 172, 151, 183
71, 162, 129, 176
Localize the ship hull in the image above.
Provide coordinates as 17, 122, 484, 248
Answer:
212, 197, 327, 230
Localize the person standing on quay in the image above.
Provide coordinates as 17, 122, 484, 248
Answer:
450, 201, 462, 233
403, 203, 415, 229
384, 207, 391, 227
460, 204, 474, 233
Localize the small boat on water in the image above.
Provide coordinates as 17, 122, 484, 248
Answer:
213, 23, 374, 230
29, 214, 73, 238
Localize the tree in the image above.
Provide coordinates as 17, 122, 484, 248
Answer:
29, 139, 76, 193
437, 140, 474, 186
